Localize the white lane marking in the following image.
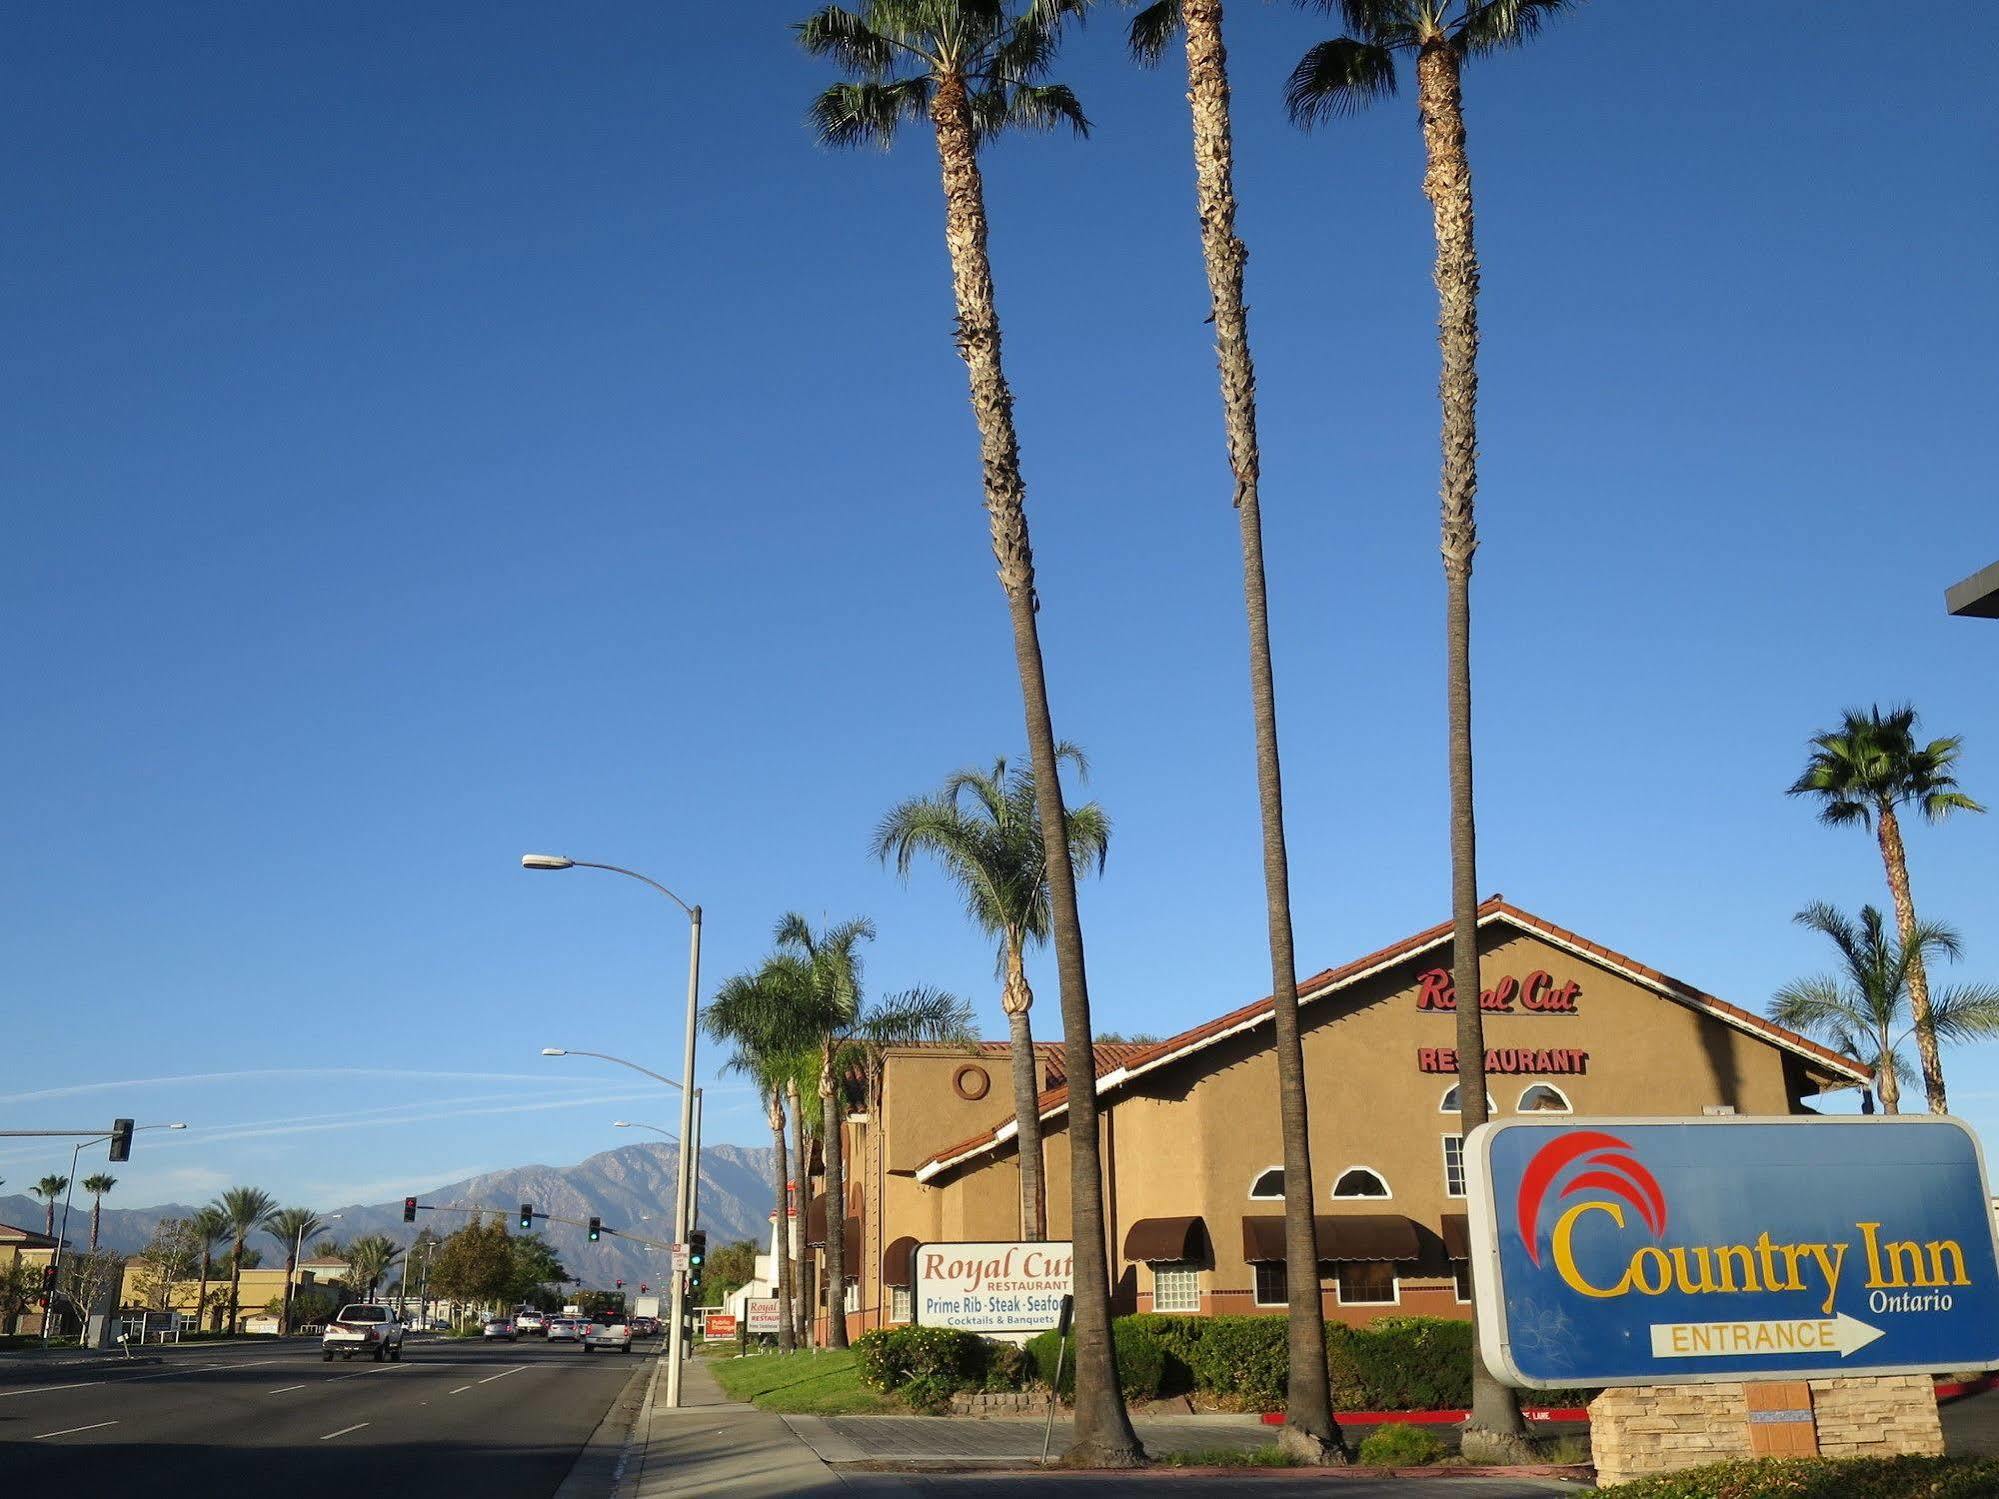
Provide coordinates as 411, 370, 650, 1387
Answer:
319, 1423, 370, 1441
33, 1420, 119, 1440
267, 1384, 307, 1394
0, 1381, 101, 1400
449, 1384, 474, 1394
126, 1359, 280, 1383
476, 1364, 530, 1385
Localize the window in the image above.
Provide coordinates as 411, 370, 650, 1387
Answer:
1443, 1135, 1466, 1197
1439, 1084, 1495, 1113
1454, 1262, 1474, 1303
890, 1285, 912, 1323
1253, 1260, 1287, 1306
1249, 1167, 1285, 1200
1334, 1262, 1398, 1305
1330, 1167, 1390, 1199
844, 1283, 860, 1314
1152, 1263, 1201, 1314
1517, 1084, 1571, 1113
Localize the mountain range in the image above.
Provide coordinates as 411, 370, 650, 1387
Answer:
0, 1142, 779, 1289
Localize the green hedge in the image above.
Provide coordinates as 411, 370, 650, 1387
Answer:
1024, 1320, 1167, 1401
1596, 1456, 1999, 1498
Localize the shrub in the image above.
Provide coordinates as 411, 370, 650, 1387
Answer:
1126, 1313, 1285, 1404
1595, 1456, 1999, 1499
982, 1341, 1029, 1392
851, 1325, 990, 1394
1356, 1422, 1446, 1466
1328, 1317, 1471, 1411
1025, 1321, 1168, 1401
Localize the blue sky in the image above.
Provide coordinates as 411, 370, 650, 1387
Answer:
3, 3, 1994, 1215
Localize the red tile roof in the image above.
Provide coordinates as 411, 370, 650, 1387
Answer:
915, 898, 1871, 1180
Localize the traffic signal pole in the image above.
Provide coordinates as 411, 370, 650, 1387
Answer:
665, 905, 702, 1410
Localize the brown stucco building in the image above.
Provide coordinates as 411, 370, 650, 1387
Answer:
802, 898, 1868, 1342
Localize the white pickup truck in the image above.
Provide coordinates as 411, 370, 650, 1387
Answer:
322, 1303, 405, 1362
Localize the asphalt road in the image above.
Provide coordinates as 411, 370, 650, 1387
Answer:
0, 1335, 649, 1498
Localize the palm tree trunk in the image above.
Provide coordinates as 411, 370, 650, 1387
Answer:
226, 1236, 245, 1335
1876, 805, 1945, 1112
43, 1198, 55, 1239
195, 1253, 210, 1333
89, 1198, 102, 1253
928, 72, 1143, 1469
820, 1054, 849, 1349
769, 1087, 797, 1353
1181, 0, 1341, 1462
1418, 40, 1527, 1460
1877, 1030, 1902, 1114
1001, 941, 1047, 1241
789, 1077, 811, 1346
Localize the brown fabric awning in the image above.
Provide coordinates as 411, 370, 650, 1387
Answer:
842, 1217, 860, 1277
805, 1193, 828, 1247
1240, 1214, 1421, 1264
1440, 1214, 1472, 1260
882, 1235, 919, 1287
1122, 1216, 1208, 1263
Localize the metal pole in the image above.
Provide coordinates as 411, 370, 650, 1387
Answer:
47, 1138, 95, 1341
689, 1089, 704, 1236
665, 905, 702, 1409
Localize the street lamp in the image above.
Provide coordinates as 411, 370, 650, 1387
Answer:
50, 1123, 187, 1343
523, 853, 702, 1409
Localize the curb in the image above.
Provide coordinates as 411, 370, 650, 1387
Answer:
555, 1350, 658, 1499
1258, 1406, 1589, 1427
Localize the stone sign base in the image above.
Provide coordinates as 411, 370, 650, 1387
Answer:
1589, 1374, 1944, 1486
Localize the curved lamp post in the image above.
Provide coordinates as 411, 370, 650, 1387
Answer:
50, 1123, 187, 1343
524, 854, 702, 1409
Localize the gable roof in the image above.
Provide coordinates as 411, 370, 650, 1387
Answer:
914, 898, 1872, 1182
0, 1222, 60, 1248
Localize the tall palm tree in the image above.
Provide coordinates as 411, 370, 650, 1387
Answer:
787, 1063, 817, 1345
190, 1207, 229, 1332
1130, 0, 1341, 1460
1286, 0, 1581, 1463
264, 1207, 324, 1335
1788, 705, 1985, 1113
209, 1186, 278, 1334
31, 1176, 68, 1240
872, 745, 1109, 1241
797, 2, 1141, 1465
1772, 904, 1999, 1116
81, 1174, 116, 1252
706, 955, 823, 1354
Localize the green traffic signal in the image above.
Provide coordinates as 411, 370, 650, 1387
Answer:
587, 1216, 601, 1241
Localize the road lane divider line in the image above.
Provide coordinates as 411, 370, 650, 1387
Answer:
126, 1359, 280, 1382
319, 1423, 370, 1441
267, 1384, 307, 1393
477, 1364, 530, 1384
449, 1385, 474, 1394
33, 1420, 118, 1440
0, 1381, 101, 1400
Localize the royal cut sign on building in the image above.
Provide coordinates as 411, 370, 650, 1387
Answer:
912, 1241, 1073, 1335
1466, 1116, 1999, 1388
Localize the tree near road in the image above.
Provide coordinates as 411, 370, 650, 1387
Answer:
873, 745, 1108, 1242
81, 1174, 116, 1252
263, 1207, 324, 1334
427, 1218, 515, 1311
341, 1233, 403, 1302
31, 1175, 67, 1240
1771, 904, 1999, 1115
1286, 0, 1585, 1463
209, 1186, 278, 1334
1788, 704, 1985, 1113
189, 1207, 229, 1332
130, 1218, 201, 1313
1130, 0, 1340, 1459
797, 1, 1139, 1464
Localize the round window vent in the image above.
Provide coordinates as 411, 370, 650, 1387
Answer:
952, 1064, 991, 1101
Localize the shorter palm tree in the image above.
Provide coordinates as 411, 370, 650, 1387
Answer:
31, 1176, 69, 1240
264, 1208, 325, 1334
190, 1207, 229, 1332
343, 1235, 403, 1301
209, 1186, 279, 1334
81, 1174, 116, 1252
1771, 903, 1999, 1114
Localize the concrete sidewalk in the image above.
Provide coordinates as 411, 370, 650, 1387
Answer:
624, 1355, 856, 1498
781, 1413, 1274, 1466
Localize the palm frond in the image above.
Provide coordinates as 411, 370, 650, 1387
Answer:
991, 15, 1063, 84
857, 985, 977, 1045
1126, 0, 1182, 66
1457, 0, 1583, 56
796, 5, 899, 76
1923, 984, 1999, 1043
1285, 37, 1398, 128
1770, 975, 1861, 1038
808, 78, 932, 148
976, 82, 1090, 141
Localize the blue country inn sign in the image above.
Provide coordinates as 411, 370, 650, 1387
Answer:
1465, 1116, 1999, 1388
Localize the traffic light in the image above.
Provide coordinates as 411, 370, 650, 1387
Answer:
587, 1216, 601, 1242
39, 1263, 56, 1305
519, 1203, 534, 1230
107, 1118, 134, 1163
615, 1279, 624, 1290
687, 1231, 706, 1269
639, 1282, 648, 1294
403, 1196, 418, 1224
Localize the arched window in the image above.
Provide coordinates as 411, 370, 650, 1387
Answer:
1330, 1167, 1390, 1200
1439, 1084, 1495, 1114
1517, 1084, 1572, 1113
1249, 1167, 1285, 1200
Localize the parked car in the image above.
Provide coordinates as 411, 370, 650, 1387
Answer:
481, 1317, 516, 1342
514, 1310, 547, 1336
322, 1304, 404, 1363
545, 1317, 582, 1342
582, 1319, 633, 1354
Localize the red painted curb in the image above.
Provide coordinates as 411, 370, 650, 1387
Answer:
1936, 1373, 1999, 1403
1258, 1406, 1588, 1427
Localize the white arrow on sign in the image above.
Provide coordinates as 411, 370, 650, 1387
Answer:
1648, 1312, 1886, 1360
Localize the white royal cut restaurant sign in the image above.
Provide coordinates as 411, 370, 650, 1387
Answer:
912, 1241, 1073, 1336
